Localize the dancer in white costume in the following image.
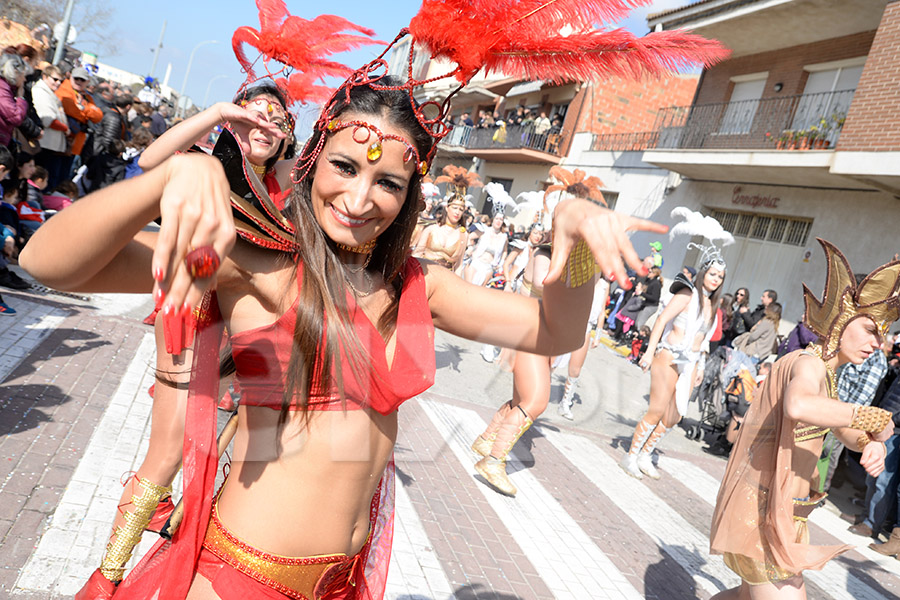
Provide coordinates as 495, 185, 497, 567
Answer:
620, 208, 732, 479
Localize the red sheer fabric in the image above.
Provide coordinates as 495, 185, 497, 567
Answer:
115, 258, 431, 599
263, 172, 289, 211
710, 351, 851, 578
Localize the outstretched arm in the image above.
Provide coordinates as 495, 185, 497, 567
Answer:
138, 102, 284, 171
20, 153, 235, 313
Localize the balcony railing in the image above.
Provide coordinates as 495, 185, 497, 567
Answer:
652, 89, 855, 151
590, 131, 660, 152
441, 124, 566, 155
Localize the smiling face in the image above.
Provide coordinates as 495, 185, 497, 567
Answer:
491, 214, 504, 231
231, 94, 288, 166
837, 317, 883, 365
310, 111, 417, 255
703, 265, 725, 293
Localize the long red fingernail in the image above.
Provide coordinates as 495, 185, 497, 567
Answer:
153, 267, 164, 282
154, 288, 165, 309
183, 305, 196, 347
162, 304, 176, 355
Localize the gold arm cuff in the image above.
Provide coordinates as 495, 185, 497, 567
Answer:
857, 433, 871, 451
564, 239, 598, 289
849, 405, 892, 434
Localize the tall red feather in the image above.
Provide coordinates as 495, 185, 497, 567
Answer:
232, 0, 383, 105
408, 0, 730, 83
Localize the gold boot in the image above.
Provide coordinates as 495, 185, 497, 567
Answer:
472, 401, 512, 457
475, 406, 533, 497
99, 476, 172, 584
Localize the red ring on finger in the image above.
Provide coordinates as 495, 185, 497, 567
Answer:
184, 246, 220, 279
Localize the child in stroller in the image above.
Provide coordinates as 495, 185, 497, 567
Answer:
703, 360, 772, 456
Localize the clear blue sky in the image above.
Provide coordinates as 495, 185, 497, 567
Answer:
87, 1, 688, 113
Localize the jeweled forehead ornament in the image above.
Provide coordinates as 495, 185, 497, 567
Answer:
324, 118, 427, 174
803, 238, 900, 360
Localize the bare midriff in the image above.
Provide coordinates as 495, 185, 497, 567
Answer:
215, 405, 397, 558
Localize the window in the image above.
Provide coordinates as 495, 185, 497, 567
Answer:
601, 191, 618, 211
793, 59, 864, 132
719, 75, 767, 135
712, 209, 811, 247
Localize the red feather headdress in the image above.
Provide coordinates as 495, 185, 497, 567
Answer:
232, 0, 383, 106
294, 0, 729, 182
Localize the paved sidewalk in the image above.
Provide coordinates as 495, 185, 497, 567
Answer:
2, 278, 900, 599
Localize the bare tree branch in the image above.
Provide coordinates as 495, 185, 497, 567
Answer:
2, 0, 120, 57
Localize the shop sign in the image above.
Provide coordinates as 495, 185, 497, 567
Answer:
731, 185, 780, 209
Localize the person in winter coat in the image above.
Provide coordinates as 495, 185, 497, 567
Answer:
0, 53, 29, 146
31, 65, 70, 189
55, 67, 103, 160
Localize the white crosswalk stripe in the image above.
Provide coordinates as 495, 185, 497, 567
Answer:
388, 480, 455, 599
544, 429, 741, 596
420, 398, 643, 599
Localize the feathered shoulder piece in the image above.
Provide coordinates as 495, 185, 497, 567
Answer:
212, 127, 296, 253
408, 0, 730, 84
232, 0, 382, 105
803, 239, 900, 360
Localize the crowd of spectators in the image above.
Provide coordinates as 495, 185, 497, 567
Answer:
454, 107, 564, 153
0, 42, 175, 316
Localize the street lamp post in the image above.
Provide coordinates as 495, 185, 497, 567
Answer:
178, 40, 218, 117
203, 75, 232, 109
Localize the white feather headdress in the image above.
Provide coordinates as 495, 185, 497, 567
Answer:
421, 182, 440, 200
484, 182, 515, 217
669, 207, 733, 268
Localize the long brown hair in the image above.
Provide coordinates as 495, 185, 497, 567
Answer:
278, 77, 432, 430
694, 262, 725, 327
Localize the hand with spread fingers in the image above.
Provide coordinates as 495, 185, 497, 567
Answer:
217, 101, 289, 138
544, 198, 669, 287
152, 153, 236, 354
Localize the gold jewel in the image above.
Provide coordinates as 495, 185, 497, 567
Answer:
805, 343, 837, 399
367, 140, 383, 162
336, 239, 377, 254
419, 161, 428, 175
250, 163, 267, 176
849, 404, 892, 434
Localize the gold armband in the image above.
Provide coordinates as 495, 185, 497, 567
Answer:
849, 405, 892, 434
857, 433, 871, 451
564, 239, 599, 289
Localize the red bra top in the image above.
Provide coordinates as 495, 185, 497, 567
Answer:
230, 257, 435, 415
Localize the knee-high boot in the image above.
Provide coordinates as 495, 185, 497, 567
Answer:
637, 423, 670, 480
75, 476, 173, 600
557, 376, 578, 420
620, 417, 656, 479
472, 401, 512, 457
475, 405, 533, 496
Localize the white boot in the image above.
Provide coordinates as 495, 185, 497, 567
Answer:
481, 344, 497, 362
557, 376, 577, 420
557, 399, 574, 420
637, 452, 660, 480
619, 453, 643, 479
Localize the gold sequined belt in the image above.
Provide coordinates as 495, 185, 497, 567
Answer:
202, 500, 358, 599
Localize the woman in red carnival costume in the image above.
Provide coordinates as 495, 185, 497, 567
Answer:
70, 3, 382, 597
710, 239, 897, 600
22, 1, 726, 598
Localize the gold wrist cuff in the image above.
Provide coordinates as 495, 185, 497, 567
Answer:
849, 405, 892, 434
564, 239, 598, 289
857, 433, 871, 451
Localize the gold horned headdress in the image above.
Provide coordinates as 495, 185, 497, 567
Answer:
803, 239, 900, 359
